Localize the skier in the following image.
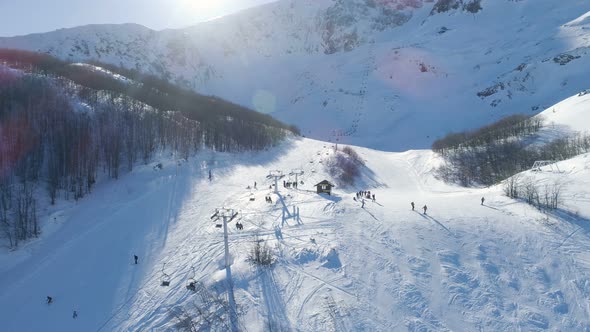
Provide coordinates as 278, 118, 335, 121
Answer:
208, 169, 212, 181
411, 202, 415, 211
372, 194, 375, 202
254, 181, 257, 189
481, 197, 485, 205
361, 198, 366, 208
423, 205, 428, 215
47, 296, 53, 305
73, 310, 78, 319
134, 255, 138, 265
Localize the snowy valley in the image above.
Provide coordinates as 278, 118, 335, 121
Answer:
0, 88, 589, 330
1, 0, 590, 331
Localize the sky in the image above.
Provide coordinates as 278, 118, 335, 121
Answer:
0, 0, 277, 37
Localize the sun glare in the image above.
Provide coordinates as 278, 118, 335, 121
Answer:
179, 0, 223, 12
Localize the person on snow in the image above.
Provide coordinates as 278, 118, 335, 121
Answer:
254, 181, 257, 189
47, 296, 53, 305
411, 202, 415, 211
423, 205, 428, 215
481, 197, 485, 205
361, 199, 366, 208
372, 194, 375, 202
73, 310, 78, 319
134, 255, 138, 265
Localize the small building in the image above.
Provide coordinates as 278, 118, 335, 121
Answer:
315, 180, 335, 195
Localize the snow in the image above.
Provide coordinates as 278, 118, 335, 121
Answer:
2, 0, 590, 151
1, 91, 590, 331
537, 91, 590, 134
2, 1, 590, 329
70, 63, 137, 86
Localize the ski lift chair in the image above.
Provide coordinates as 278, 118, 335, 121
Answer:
186, 278, 196, 292
186, 266, 197, 292
161, 264, 171, 286
161, 274, 171, 287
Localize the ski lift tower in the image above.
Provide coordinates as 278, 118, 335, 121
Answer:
269, 170, 283, 194
290, 169, 305, 185
211, 208, 238, 268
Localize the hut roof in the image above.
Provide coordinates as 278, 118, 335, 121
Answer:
315, 180, 335, 187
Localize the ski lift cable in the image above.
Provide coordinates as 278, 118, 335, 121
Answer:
96, 159, 318, 330
95, 228, 224, 331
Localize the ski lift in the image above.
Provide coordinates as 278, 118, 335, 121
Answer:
186, 278, 196, 292
160, 264, 171, 287
212, 215, 222, 228
186, 267, 197, 292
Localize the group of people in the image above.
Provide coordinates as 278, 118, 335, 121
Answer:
45, 296, 77, 319
408, 197, 485, 215
355, 190, 376, 202
265, 195, 273, 203
235, 222, 244, 230
410, 202, 428, 214
283, 180, 299, 189
354, 190, 377, 208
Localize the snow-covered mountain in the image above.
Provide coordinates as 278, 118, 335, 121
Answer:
1, 90, 589, 331
2, 0, 590, 151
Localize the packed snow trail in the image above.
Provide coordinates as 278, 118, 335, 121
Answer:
1, 117, 590, 331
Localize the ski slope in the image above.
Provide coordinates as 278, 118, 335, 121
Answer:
1, 91, 590, 331
2, 0, 590, 151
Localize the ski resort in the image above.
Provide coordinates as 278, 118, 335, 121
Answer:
0, 0, 590, 331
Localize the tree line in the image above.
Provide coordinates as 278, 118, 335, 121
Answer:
432, 114, 543, 154
0, 50, 295, 247
434, 114, 590, 186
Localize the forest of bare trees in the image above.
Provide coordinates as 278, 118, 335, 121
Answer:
433, 114, 590, 186
0, 50, 295, 247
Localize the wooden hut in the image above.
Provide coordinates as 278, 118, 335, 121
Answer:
315, 180, 334, 195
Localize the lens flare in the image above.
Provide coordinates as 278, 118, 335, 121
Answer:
252, 90, 277, 114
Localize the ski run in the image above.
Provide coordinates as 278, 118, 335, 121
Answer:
0, 93, 590, 331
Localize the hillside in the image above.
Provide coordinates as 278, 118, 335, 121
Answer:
0, 92, 589, 331
1, 0, 590, 150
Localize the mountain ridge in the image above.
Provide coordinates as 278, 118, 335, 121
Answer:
2, 0, 589, 151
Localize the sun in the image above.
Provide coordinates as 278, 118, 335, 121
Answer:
178, 0, 224, 12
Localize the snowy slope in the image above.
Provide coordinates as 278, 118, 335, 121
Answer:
537, 90, 590, 134
2, 0, 590, 151
1, 92, 589, 331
